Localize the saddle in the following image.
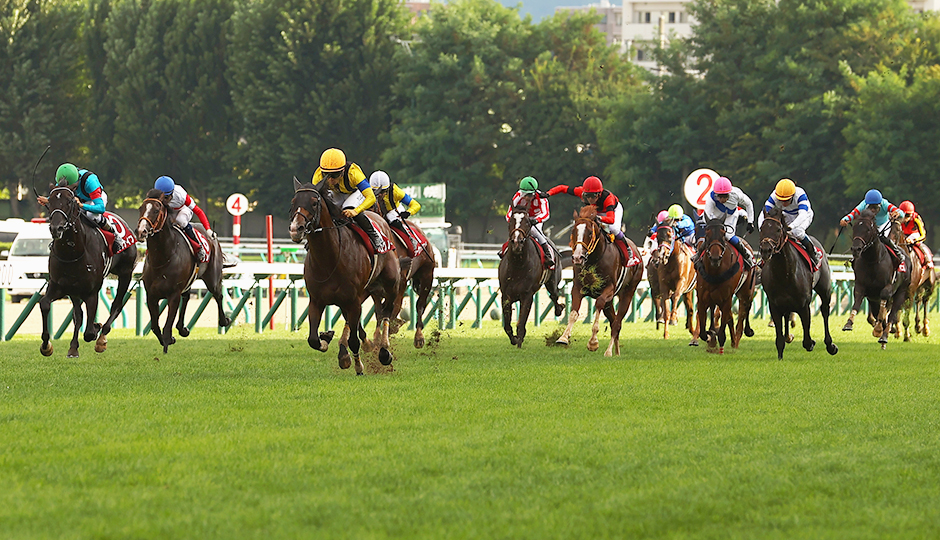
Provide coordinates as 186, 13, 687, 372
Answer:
499, 237, 555, 270
350, 216, 394, 255
911, 243, 935, 269
609, 234, 641, 268
87, 212, 137, 257
177, 226, 211, 263
787, 238, 824, 273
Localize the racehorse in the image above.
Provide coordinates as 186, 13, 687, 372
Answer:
841, 209, 910, 349
690, 218, 757, 352
375, 217, 435, 348
290, 178, 400, 374
498, 206, 564, 347
137, 189, 232, 353
39, 183, 138, 357
555, 206, 642, 356
890, 220, 937, 341
758, 207, 838, 359
654, 224, 696, 340
646, 244, 665, 329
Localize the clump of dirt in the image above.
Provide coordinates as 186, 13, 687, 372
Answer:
544, 327, 564, 346
579, 265, 604, 296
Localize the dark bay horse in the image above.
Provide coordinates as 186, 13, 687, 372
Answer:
555, 206, 642, 356
379, 219, 435, 348
137, 189, 232, 353
498, 207, 564, 347
290, 179, 400, 374
39, 184, 138, 357
655, 225, 696, 340
690, 218, 756, 352
758, 207, 838, 359
842, 210, 910, 349
890, 222, 937, 341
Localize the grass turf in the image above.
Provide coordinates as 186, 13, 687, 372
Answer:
1, 316, 939, 539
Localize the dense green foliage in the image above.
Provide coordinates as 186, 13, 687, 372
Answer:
2, 321, 940, 538
1, 0, 939, 240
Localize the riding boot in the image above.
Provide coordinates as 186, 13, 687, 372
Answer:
97, 217, 123, 252
537, 238, 555, 270
799, 235, 819, 267
183, 223, 205, 260
731, 237, 754, 268
354, 212, 384, 252
391, 219, 416, 256
881, 235, 903, 268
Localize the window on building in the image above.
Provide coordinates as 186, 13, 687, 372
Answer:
679, 11, 689, 23
599, 15, 607, 24
636, 11, 651, 24
668, 12, 676, 23
637, 49, 645, 61
615, 13, 622, 26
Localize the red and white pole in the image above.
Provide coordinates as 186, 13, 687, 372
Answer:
266, 214, 274, 330
233, 214, 241, 256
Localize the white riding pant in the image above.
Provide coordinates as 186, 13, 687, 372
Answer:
341, 190, 366, 210
169, 205, 193, 228
82, 191, 108, 224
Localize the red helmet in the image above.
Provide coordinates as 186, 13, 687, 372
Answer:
899, 200, 915, 214
582, 176, 603, 193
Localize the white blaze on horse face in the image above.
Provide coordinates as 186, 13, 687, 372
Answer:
289, 212, 304, 240
513, 214, 525, 243
573, 223, 587, 262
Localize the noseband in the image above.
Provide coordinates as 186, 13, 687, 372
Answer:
139, 197, 168, 234
573, 218, 601, 256
508, 213, 531, 245
759, 216, 787, 259
852, 218, 878, 253
48, 186, 80, 232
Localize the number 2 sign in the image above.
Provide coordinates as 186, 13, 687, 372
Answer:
683, 169, 720, 212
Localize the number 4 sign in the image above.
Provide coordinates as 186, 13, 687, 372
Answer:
226, 193, 249, 216
683, 169, 720, 213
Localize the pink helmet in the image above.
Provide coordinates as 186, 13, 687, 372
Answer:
657, 210, 669, 223
713, 177, 733, 194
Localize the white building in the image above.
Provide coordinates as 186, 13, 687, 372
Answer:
555, 0, 624, 47
621, 1, 693, 71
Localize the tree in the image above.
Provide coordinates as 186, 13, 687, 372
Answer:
0, 0, 86, 217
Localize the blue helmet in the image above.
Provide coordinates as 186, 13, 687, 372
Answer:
864, 189, 883, 205
155, 176, 175, 195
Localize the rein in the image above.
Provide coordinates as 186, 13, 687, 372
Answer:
852, 218, 878, 254
139, 197, 168, 233
573, 218, 601, 256
292, 188, 345, 284
47, 187, 84, 262
759, 215, 787, 260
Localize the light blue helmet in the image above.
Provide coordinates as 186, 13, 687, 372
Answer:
155, 176, 175, 195
864, 189, 883, 205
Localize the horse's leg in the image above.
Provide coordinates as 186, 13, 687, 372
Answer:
684, 291, 695, 337
732, 287, 753, 349
843, 292, 864, 331
903, 302, 912, 342
147, 294, 166, 348
770, 306, 787, 360
68, 296, 83, 358
873, 297, 888, 339
603, 302, 620, 357
97, 272, 132, 353
663, 292, 675, 340
341, 304, 365, 375
161, 294, 182, 354
514, 295, 534, 349
206, 274, 232, 329
82, 291, 100, 344
39, 285, 63, 356
412, 270, 432, 348
337, 324, 352, 369
716, 300, 734, 354
501, 295, 516, 345
922, 294, 931, 337
798, 304, 815, 352
306, 303, 334, 352
175, 290, 191, 338
588, 307, 602, 352
545, 268, 565, 317
817, 277, 838, 356
690, 295, 706, 347
557, 288, 583, 346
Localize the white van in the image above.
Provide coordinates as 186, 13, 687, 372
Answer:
2, 223, 51, 302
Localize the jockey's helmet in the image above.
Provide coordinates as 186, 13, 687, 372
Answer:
155, 176, 175, 195
713, 177, 732, 195
899, 200, 915, 215
582, 176, 603, 194
865, 189, 883, 205
369, 171, 390, 191
56, 163, 79, 186
519, 176, 538, 194
657, 210, 669, 223
668, 204, 684, 220
775, 178, 796, 201
319, 148, 346, 173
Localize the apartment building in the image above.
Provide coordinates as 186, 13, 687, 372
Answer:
555, 0, 624, 47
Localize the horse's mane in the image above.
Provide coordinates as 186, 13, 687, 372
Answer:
764, 205, 783, 220
579, 205, 598, 220
857, 208, 877, 221
145, 188, 168, 203
511, 205, 528, 216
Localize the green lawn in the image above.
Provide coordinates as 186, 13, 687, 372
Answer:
2, 318, 939, 539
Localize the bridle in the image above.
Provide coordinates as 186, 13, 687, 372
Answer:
572, 217, 601, 256
508, 211, 531, 248
139, 197, 168, 236
759, 215, 787, 260
48, 186, 80, 236
657, 226, 676, 264
291, 187, 345, 283
852, 216, 878, 254
704, 222, 733, 263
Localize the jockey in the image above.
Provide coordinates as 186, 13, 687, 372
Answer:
312, 148, 383, 252
154, 175, 214, 260
898, 200, 933, 268
506, 176, 555, 269
369, 170, 421, 254
701, 176, 755, 268
645, 209, 669, 253
760, 178, 818, 267
666, 204, 696, 248
38, 163, 124, 252
547, 176, 627, 247
839, 189, 904, 266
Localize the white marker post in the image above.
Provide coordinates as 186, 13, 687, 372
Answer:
226, 193, 248, 257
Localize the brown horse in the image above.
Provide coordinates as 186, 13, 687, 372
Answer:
137, 189, 232, 353
655, 224, 696, 339
40, 183, 138, 357
555, 206, 642, 356
377, 219, 435, 348
841, 210, 910, 349
498, 207, 565, 347
646, 244, 665, 328
890, 222, 937, 341
289, 178, 400, 374
690, 218, 757, 352
758, 207, 838, 359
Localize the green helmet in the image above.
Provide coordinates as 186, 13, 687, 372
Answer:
668, 204, 684, 220
56, 163, 79, 186
519, 176, 538, 193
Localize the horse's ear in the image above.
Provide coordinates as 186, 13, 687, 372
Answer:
293, 176, 303, 192
573, 209, 578, 220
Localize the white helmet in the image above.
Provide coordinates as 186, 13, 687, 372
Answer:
369, 170, 390, 190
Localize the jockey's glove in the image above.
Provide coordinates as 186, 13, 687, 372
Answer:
400, 211, 410, 220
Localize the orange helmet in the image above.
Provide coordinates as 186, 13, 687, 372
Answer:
899, 200, 915, 214
319, 148, 346, 173
582, 176, 603, 193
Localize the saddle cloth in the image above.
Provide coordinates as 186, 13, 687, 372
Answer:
787, 238, 824, 273
351, 215, 394, 255
175, 225, 211, 263
392, 224, 429, 258
610, 235, 641, 268
98, 212, 138, 257
499, 237, 552, 269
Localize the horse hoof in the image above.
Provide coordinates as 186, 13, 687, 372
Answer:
169, 336, 177, 345
587, 342, 599, 352
356, 372, 364, 376
83, 332, 96, 343
40, 343, 53, 357
745, 328, 755, 337
785, 334, 794, 344
379, 348, 393, 365
827, 343, 838, 355
689, 341, 698, 347
554, 338, 569, 346
319, 330, 335, 344
881, 342, 887, 350
338, 354, 351, 369
804, 340, 815, 352
67, 351, 79, 358
414, 335, 425, 349
95, 337, 107, 353
178, 327, 190, 338
842, 324, 853, 331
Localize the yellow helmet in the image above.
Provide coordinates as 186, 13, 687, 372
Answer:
775, 178, 796, 200
319, 148, 347, 173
